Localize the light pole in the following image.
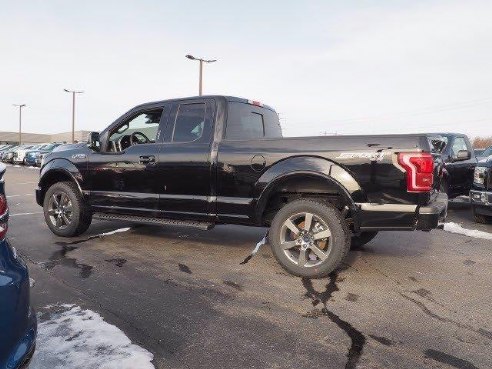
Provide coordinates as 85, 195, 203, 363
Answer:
13, 104, 26, 145
185, 54, 217, 96
64, 89, 84, 143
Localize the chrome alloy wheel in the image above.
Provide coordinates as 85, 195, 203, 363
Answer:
279, 212, 332, 268
47, 191, 73, 229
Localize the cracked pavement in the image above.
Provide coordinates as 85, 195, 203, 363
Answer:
5, 165, 492, 369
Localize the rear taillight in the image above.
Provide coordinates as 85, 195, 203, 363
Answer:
0, 195, 7, 239
398, 153, 434, 192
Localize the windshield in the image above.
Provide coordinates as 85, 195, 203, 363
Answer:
482, 146, 492, 157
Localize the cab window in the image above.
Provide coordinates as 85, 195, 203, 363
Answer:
172, 103, 206, 143
109, 109, 163, 152
225, 102, 282, 140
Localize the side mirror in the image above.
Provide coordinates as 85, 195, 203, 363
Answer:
87, 132, 100, 151
453, 150, 470, 162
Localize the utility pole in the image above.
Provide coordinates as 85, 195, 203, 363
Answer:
64, 89, 84, 143
13, 104, 26, 144
185, 54, 217, 96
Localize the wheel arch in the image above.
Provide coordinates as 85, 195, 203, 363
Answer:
254, 156, 364, 228
38, 159, 84, 205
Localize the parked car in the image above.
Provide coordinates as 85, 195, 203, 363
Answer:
476, 145, 492, 161
0, 163, 37, 368
427, 133, 477, 198
25, 143, 62, 167
470, 155, 492, 223
0, 145, 13, 152
12, 145, 39, 165
1, 146, 21, 164
36, 96, 448, 278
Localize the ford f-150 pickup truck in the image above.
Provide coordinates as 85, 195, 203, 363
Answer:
36, 96, 447, 278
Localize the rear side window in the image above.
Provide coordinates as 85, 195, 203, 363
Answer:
226, 102, 282, 140
172, 103, 206, 143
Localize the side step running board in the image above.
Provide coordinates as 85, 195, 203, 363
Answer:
93, 212, 215, 230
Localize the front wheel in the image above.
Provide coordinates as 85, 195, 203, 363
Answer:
43, 181, 92, 237
269, 199, 350, 278
472, 205, 492, 224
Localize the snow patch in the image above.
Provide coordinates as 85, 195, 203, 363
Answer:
443, 222, 492, 240
99, 227, 131, 237
30, 304, 154, 369
240, 234, 268, 264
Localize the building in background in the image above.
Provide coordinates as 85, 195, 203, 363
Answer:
0, 130, 90, 144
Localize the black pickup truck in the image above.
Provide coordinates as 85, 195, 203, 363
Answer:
36, 96, 447, 278
430, 133, 477, 198
470, 156, 492, 224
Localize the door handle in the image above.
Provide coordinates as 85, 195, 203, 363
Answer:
139, 155, 156, 164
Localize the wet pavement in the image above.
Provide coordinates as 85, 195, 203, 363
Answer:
4, 165, 492, 369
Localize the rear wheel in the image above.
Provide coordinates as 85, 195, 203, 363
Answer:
351, 231, 378, 250
269, 199, 350, 278
43, 181, 92, 237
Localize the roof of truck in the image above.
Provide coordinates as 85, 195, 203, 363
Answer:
135, 95, 276, 112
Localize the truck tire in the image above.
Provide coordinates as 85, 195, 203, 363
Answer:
472, 206, 492, 224
351, 231, 378, 250
269, 199, 350, 279
43, 181, 92, 237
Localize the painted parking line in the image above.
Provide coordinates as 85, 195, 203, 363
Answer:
6, 194, 34, 198
9, 212, 43, 217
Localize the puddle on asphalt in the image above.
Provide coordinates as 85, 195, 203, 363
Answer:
105, 258, 127, 267
223, 280, 243, 291
178, 263, 192, 274
301, 272, 366, 369
369, 334, 394, 346
424, 349, 478, 369
42, 244, 93, 278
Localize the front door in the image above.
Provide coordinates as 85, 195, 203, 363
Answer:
87, 106, 169, 215
447, 136, 476, 196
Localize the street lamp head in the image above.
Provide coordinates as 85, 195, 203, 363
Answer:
185, 54, 196, 60
64, 88, 84, 94
204, 59, 217, 63
13, 104, 26, 108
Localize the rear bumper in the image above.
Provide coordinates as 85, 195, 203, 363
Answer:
416, 192, 448, 230
357, 192, 448, 231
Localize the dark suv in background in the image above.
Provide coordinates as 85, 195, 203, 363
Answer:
431, 133, 477, 198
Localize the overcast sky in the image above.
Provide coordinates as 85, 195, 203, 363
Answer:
1, 0, 491, 138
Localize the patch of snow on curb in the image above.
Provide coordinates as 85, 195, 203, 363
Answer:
443, 222, 492, 240
30, 304, 154, 369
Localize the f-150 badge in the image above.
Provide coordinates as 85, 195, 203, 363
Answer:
336, 152, 385, 162
72, 154, 87, 160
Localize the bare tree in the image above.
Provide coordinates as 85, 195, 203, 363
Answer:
472, 136, 492, 148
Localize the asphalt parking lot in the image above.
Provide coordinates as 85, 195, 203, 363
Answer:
4, 165, 492, 369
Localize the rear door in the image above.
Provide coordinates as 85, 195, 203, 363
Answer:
216, 101, 282, 223
156, 98, 216, 220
